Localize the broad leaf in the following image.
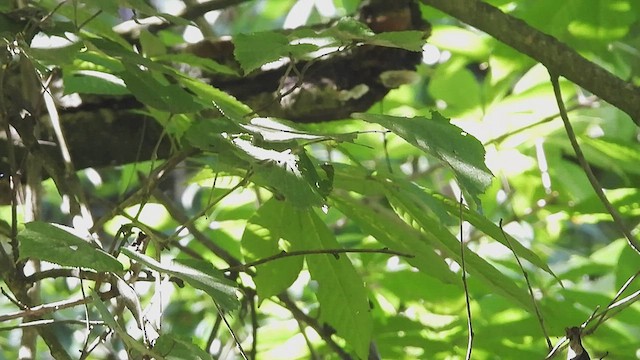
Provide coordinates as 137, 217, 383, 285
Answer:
241, 198, 304, 300
386, 190, 535, 312
330, 193, 459, 285
353, 111, 494, 207
18, 222, 122, 273
233, 31, 317, 73
431, 192, 560, 281
291, 208, 372, 359
91, 291, 166, 359
121, 248, 239, 311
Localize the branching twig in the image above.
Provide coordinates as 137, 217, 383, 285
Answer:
499, 219, 552, 350
549, 72, 640, 255
223, 247, 414, 273
459, 196, 473, 360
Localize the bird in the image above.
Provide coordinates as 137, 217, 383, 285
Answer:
566, 327, 590, 360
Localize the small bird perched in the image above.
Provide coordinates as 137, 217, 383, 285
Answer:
566, 327, 590, 360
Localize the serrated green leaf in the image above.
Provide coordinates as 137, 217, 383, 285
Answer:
231, 138, 323, 207
386, 190, 535, 312
241, 198, 304, 300
291, 208, 372, 359
120, 63, 204, 113
18, 222, 123, 273
353, 111, 493, 207
369, 31, 425, 51
429, 192, 560, 282
233, 32, 290, 73
121, 248, 239, 311
330, 193, 459, 285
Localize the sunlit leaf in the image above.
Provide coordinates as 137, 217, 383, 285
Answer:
241, 198, 304, 300
353, 111, 494, 207
291, 208, 372, 359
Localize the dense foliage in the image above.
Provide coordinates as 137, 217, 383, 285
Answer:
1, 0, 639, 359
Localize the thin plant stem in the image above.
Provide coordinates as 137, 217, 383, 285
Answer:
549, 72, 640, 255
499, 219, 552, 350
459, 196, 473, 360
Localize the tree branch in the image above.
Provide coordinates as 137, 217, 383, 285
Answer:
421, 0, 640, 125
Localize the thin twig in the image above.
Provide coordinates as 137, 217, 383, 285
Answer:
249, 295, 258, 360
0, 290, 117, 323
459, 196, 473, 360
214, 301, 249, 360
0, 319, 105, 331
223, 247, 414, 273
587, 271, 640, 334
499, 219, 552, 350
548, 72, 640, 255
1, 287, 28, 310
277, 293, 351, 360
206, 313, 224, 353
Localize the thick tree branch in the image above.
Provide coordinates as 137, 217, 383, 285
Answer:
421, 0, 640, 125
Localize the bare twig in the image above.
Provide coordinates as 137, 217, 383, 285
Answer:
0, 319, 105, 332
459, 196, 473, 360
1, 287, 28, 310
0, 290, 117, 323
223, 247, 414, 273
587, 271, 640, 334
549, 72, 640, 255
214, 300, 249, 360
499, 219, 552, 350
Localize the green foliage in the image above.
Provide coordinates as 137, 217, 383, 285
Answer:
18, 222, 122, 273
1, 1, 639, 359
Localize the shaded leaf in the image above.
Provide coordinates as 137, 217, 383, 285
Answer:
18, 222, 122, 273
121, 248, 239, 311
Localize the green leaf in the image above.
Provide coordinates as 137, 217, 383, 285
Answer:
155, 53, 239, 76
369, 31, 425, 51
120, 63, 204, 113
353, 111, 494, 207
18, 222, 123, 273
91, 291, 166, 359
153, 334, 213, 360
121, 248, 240, 311
386, 190, 535, 312
330, 193, 459, 285
291, 208, 372, 359
241, 198, 304, 300
231, 138, 323, 207
63, 71, 129, 95
233, 31, 290, 73
321, 18, 424, 51
431, 192, 560, 281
